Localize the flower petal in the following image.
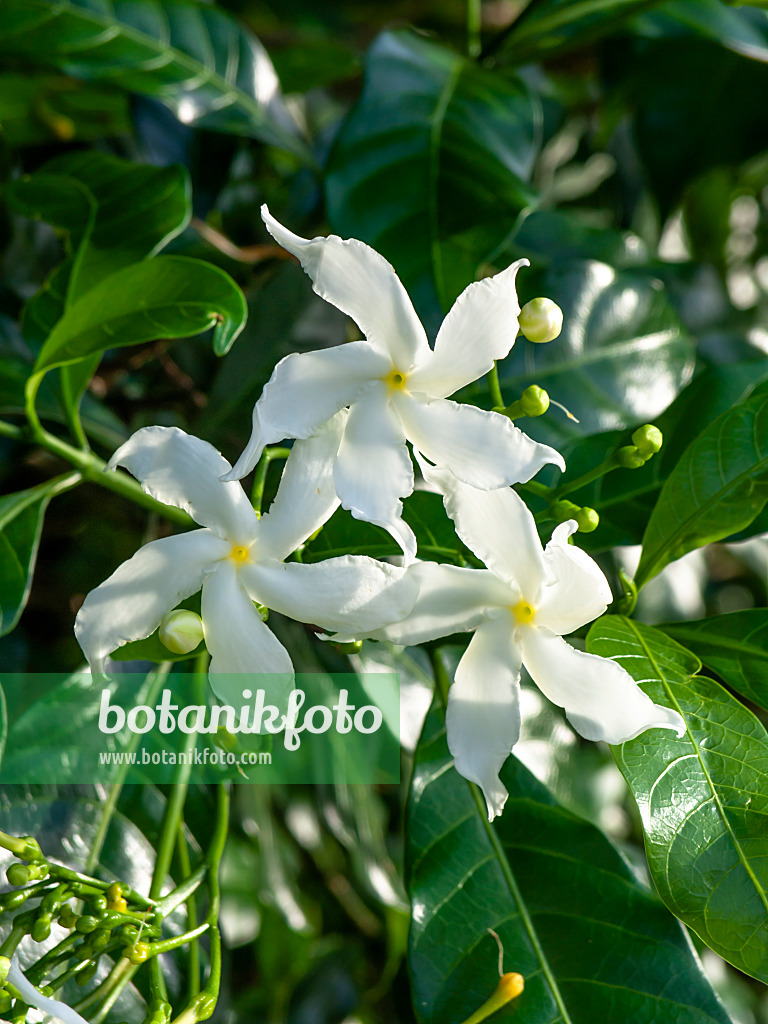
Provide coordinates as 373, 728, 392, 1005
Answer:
201, 562, 293, 707
242, 556, 417, 635
536, 520, 613, 635
223, 342, 386, 481
334, 385, 417, 563
416, 454, 546, 597
257, 412, 346, 562
377, 562, 511, 646
446, 616, 523, 821
109, 426, 257, 542
75, 531, 227, 675
262, 205, 429, 367
397, 394, 565, 490
520, 627, 685, 743
8, 958, 89, 1024
409, 259, 529, 398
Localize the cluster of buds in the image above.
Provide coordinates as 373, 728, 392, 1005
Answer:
615, 425, 664, 469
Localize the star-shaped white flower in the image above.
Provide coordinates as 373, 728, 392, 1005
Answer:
339, 458, 684, 821
221, 207, 565, 563
75, 417, 416, 706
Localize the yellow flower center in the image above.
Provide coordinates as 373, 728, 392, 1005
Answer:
229, 544, 251, 564
512, 600, 536, 625
384, 368, 408, 392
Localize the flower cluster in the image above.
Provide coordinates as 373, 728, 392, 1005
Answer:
77, 209, 684, 819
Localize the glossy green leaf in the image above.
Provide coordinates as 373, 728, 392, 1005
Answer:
408, 700, 731, 1024
664, 610, 768, 712
0, 473, 80, 637
325, 29, 539, 335
489, 0, 666, 64
635, 1, 768, 63
33, 255, 247, 376
0, 72, 130, 146
0, 0, 309, 161
587, 615, 768, 981
498, 260, 694, 442
636, 381, 768, 586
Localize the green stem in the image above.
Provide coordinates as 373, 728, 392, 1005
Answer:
176, 829, 200, 1000
428, 648, 452, 707
554, 455, 618, 499
0, 419, 24, 440
467, 0, 482, 57
486, 363, 505, 411
47, 867, 154, 911
517, 480, 550, 498
251, 446, 291, 514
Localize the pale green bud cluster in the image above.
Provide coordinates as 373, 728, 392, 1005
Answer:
518, 297, 563, 344
616, 425, 663, 470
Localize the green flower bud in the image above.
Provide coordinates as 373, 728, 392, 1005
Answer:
551, 499, 581, 524
519, 385, 550, 417
89, 895, 107, 914
6, 863, 31, 887
0, 957, 10, 984
519, 297, 563, 344
119, 924, 140, 945
32, 912, 52, 942
0, 990, 12, 1014
615, 445, 646, 470
158, 609, 205, 655
90, 928, 112, 952
76, 915, 99, 934
59, 905, 78, 929
631, 424, 663, 459
123, 941, 151, 965
575, 507, 600, 533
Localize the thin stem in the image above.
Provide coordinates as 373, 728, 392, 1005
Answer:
176, 828, 200, 1000
467, 0, 482, 57
486, 363, 505, 410
428, 648, 452, 708
251, 446, 291, 514
517, 480, 550, 498
554, 456, 618, 499
0, 419, 23, 440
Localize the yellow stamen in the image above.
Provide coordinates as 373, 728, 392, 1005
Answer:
229, 544, 251, 564
512, 599, 535, 625
384, 368, 407, 391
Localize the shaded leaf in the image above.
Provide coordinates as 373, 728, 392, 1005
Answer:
0, 72, 130, 146
587, 615, 768, 982
636, 381, 768, 586
408, 699, 731, 1023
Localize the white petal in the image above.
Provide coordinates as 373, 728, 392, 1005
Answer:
8, 959, 89, 1024
109, 426, 257, 542
334, 386, 417, 563
446, 616, 523, 821
257, 411, 346, 562
521, 627, 685, 744
536, 521, 613, 635
262, 205, 429, 367
201, 562, 293, 706
416, 455, 546, 597
397, 394, 565, 490
242, 557, 417, 635
75, 530, 227, 674
223, 342, 386, 481
378, 562, 511, 646
409, 259, 529, 398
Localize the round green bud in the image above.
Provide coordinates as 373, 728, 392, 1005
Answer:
32, 913, 52, 942
6, 863, 31, 887
76, 915, 99, 934
90, 895, 107, 914
158, 609, 204, 655
631, 424, 663, 459
0, 990, 12, 1014
519, 385, 551, 418
519, 297, 564, 344
575, 507, 600, 533
615, 445, 646, 470
551, 499, 581, 524
0, 957, 10, 985
123, 941, 151, 965
119, 924, 140, 945
59, 905, 78, 929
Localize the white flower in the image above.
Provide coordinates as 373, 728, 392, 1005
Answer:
221, 206, 565, 563
6, 955, 88, 1024
75, 417, 416, 706
340, 458, 684, 821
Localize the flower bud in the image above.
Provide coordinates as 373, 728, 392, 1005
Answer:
6, 863, 31, 887
124, 941, 151, 965
631, 424, 663, 459
575, 507, 599, 533
58, 904, 78, 929
615, 446, 646, 470
32, 913, 52, 943
519, 385, 550, 417
0, 990, 11, 1015
158, 610, 204, 655
76, 915, 99, 934
519, 297, 563, 343
551, 500, 580, 524
0, 957, 10, 985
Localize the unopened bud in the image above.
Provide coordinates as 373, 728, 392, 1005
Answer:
519, 385, 550, 417
632, 424, 663, 459
615, 446, 646, 470
575, 507, 599, 533
6, 863, 31, 887
519, 297, 563, 343
158, 610, 204, 655
0, 991, 11, 1015
551, 500, 581, 524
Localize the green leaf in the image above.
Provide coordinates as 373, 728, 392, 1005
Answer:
0, 683, 6, 771
408, 700, 732, 1024
587, 615, 768, 982
0, 72, 130, 146
635, 1, 768, 63
636, 381, 768, 586
489, 0, 667, 64
498, 260, 694, 443
33, 255, 247, 376
664, 610, 768, 712
0, 0, 310, 162
0, 473, 80, 637
325, 29, 539, 334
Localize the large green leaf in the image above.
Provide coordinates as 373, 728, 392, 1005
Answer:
635, 1, 768, 63
0, 72, 130, 146
636, 380, 768, 586
664, 610, 768, 712
325, 29, 539, 335
497, 260, 694, 443
33, 255, 247, 376
407, 700, 731, 1024
0, 0, 309, 161
587, 616, 768, 982
0, 473, 80, 637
